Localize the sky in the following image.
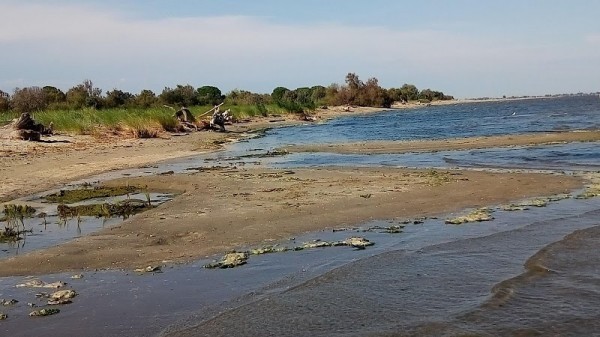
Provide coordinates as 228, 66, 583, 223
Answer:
1, 0, 599, 98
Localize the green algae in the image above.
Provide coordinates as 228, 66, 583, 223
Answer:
207, 237, 375, 269
420, 169, 452, 186
204, 252, 249, 269
575, 184, 600, 199
446, 208, 494, 225
29, 308, 60, 317
57, 199, 151, 219
44, 186, 139, 204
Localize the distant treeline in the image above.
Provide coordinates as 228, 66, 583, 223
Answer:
0, 73, 453, 114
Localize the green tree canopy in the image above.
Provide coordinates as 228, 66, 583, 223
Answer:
400, 84, 419, 101
135, 89, 157, 108
42, 86, 66, 105
159, 84, 197, 107
271, 86, 290, 102
196, 86, 223, 106
104, 89, 134, 108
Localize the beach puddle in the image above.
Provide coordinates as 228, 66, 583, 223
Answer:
0, 187, 173, 257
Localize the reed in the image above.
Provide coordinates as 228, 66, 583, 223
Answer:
1, 204, 36, 240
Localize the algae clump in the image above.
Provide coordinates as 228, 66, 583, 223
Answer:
45, 186, 139, 204
204, 252, 249, 269
446, 208, 494, 225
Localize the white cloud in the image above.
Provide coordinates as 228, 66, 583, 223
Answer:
1, 2, 598, 97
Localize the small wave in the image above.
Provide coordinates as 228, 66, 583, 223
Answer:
482, 225, 600, 309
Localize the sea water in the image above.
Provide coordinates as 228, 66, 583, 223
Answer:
162, 96, 600, 336
1, 96, 599, 336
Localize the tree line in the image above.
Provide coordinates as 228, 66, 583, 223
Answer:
0, 73, 453, 114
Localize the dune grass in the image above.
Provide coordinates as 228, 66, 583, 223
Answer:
31, 108, 178, 136
1, 102, 297, 138
0, 112, 18, 126
20, 103, 293, 137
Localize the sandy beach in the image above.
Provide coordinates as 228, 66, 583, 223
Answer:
0, 103, 593, 276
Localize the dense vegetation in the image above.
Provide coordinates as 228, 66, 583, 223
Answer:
0, 73, 453, 134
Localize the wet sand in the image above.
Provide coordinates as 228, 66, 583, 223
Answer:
0, 106, 595, 276
282, 130, 600, 154
0, 166, 581, 276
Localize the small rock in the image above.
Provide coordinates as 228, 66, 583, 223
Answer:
70, 274, 84, 279
0, 313, 7, 320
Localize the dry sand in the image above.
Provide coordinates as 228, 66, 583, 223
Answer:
0, 104, 594, 276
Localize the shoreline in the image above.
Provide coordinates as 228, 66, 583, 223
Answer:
0, 101, 597, 276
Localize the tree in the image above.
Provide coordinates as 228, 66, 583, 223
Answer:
11, 87, 47, 112
418, 88, 434, 102
345, 72, 363, 104
225, 89, 269, 105
324, 83, 341, 106
159, 85, 197, 106
310, 85, 327, 105
196, 86, 223, 106
42, 86, 66, 105
387, 88, 403, 103
294, 87, 314, 108
66, 80, 102, 109
360, 77, 392, 108
104, 89, 134, 108
345, 73, 362, 91
0, 90, 10, 112
271, 86, 290, 102
66, 85, 88, 109
135, 89, 157, 108
400, 84, 419, 101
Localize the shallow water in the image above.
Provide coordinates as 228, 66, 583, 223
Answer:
0, 96, 599, 336
162, 198, 600, 337
228, 96, 600, 148
1, 196, 598, 337
0, 192, 172, 257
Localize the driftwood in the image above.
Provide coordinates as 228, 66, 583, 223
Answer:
164, 104, 229, 132
174, 107, 196, 123
14, 129, 41, 141
12, 112, 52, 141
198, 102, 224, 118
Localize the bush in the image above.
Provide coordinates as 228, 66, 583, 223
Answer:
11, 87, 47, 112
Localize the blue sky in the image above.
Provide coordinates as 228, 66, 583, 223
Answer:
1, 0, 599, 98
